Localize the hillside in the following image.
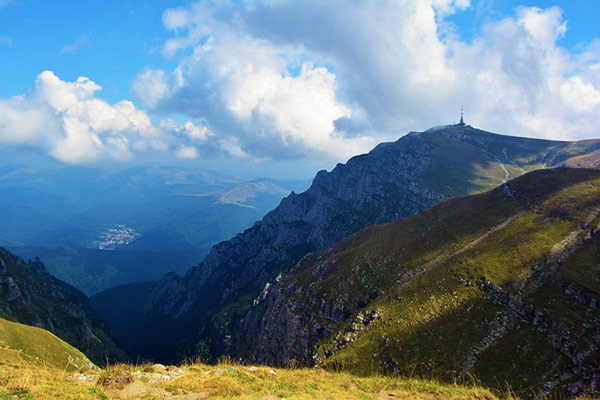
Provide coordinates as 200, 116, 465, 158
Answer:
0, 247, 126, 364
138, 124, 600, 362
0, 317, 94, 371
0, 360, 498, 400
238, 168, 600, 398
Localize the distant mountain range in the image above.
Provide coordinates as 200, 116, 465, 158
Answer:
0, 165, 308, 294
108, 124, 599, 363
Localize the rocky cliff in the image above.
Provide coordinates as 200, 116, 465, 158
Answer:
0, 248, 126, 364
140, 124, 600, 361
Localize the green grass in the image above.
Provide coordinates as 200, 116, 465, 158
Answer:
0, 318, 95, 371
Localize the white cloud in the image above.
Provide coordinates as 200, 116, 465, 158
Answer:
0, 71, 166, 164
560, 76, 600, 113
160, 118, 212, 141
134, 15, 377, 160
132, 0, 600, 163
175, 145, 198, 159
219, 137, 250, 158
132, 69, 171, 109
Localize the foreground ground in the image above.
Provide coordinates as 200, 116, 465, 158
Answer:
0, 361, 505, 400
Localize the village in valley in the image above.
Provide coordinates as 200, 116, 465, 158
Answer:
96, 225, 140, 250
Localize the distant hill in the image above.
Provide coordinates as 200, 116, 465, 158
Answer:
0, 317, 95, 371
0, 165, 305, 249
0, 247, 126, 364
138, 124, 600, 362
239, 168, 600, 397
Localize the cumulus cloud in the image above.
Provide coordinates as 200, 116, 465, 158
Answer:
160, 118, 212, 141
133, 7, 377, 160
0, 71, 165, 164
132, 0, 600, 164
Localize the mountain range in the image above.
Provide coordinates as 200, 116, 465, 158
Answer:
105, 124, 599, 365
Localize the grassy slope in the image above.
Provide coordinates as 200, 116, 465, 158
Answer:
0, 361, 499, 400
251, 168, 599, 397
325, 170, 598, 395
420, 127, 600, 197
0, 318, 94, 371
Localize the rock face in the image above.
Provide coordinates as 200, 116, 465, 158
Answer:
0, 248, 126, 364
237, 168, 600, 397
140, 124, 600, 361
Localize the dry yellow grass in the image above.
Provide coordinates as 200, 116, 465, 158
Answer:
0, 361, 500, 400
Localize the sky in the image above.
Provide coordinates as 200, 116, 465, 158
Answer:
0, 0, 599, 178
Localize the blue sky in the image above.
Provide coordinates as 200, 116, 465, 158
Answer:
0, 0, 599, 177
1, 0, 597, 101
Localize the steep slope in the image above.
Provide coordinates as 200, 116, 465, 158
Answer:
239, 168, 600, 397
0, 317, 95, 371
0, 247, 126, 364
141, 124, 600, 361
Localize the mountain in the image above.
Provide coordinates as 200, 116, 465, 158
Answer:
137, 123, 600, 361
0, 317, 95, 371
0, 247, 126, 364
238, 168, 600, 397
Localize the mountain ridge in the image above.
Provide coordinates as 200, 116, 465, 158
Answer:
137, 124, 600, 361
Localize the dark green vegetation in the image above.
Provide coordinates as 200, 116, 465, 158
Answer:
0, 317, 94, 371
11, 246, 207, 296
0, 247, 126, 365
240, 168, 600, 398
137, 124, 600, 366
89, 281, 156, 353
